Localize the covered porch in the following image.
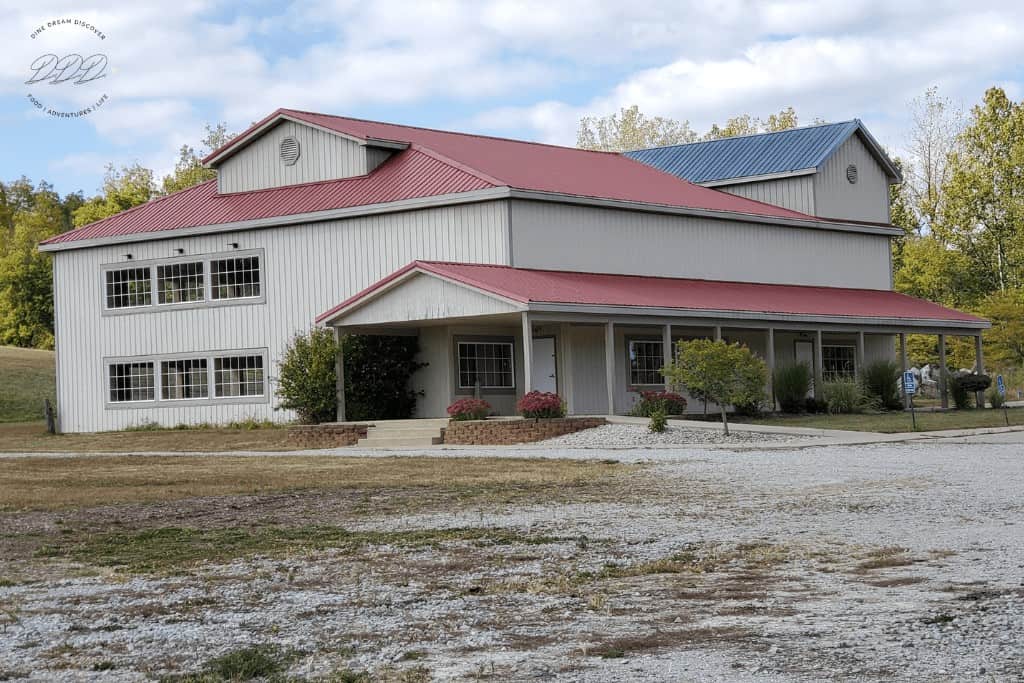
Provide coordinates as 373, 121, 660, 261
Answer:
316, 262, 990, 418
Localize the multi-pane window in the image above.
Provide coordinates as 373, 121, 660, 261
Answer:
160, 359, 208, 400
211, 256, 261, 300
157, 262, 204, 304
105, 267, 152, 309
108, 362, 155, 402
214, 355, 265, 397
823, 345, 857, 381
458, 341, 514, 389
629, 340, 665, 385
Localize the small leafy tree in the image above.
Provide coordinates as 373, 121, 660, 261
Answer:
662, 339, 767, 435
275, 328, 340, 424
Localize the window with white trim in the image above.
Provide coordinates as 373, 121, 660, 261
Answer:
822, 345, 856, 381
157, 262, 204, 304
457, 341, 514, 389
108, 362, 155, 402
160, 359, 208, 400
214, 355, 265, 397
629, 340, 665, 386
105, 267, 152, 309
211, 256, 261, 300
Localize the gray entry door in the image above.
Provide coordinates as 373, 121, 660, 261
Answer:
531, 337, 557, 394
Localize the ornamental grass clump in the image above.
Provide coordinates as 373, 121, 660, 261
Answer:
630, 390, 688, 417
517, 391, 566, 418
773, 363, 812, 414
821, 379, 865, 414
860, 360, 903, 411
446, 398, 492, 421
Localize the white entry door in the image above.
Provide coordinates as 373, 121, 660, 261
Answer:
531, 337, 558, 393
794, 340, 814, 397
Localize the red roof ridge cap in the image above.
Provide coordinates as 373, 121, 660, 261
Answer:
412, 261, 530, 303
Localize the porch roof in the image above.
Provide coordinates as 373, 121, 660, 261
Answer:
317, 261, 988, 331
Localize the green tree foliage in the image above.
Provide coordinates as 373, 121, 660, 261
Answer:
73, 163, 156, 227
161, 123, 236, 195
275, 328, 340, 424
976, 289, 1024, 369
937, 87, 1024, 294
342, 335, 427, 421
662, 339, 767, 435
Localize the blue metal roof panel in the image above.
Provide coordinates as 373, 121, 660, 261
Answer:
625, 120, 862, 184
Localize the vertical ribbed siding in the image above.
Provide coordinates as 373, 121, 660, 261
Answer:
53, 200, 510, 432
508, 200, 891, 290
718, 175, 815, 215
217, 120, 382, 193
813, 135, 891, 223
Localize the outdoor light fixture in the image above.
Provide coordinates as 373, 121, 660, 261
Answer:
175, 248, 185, 255
229, 242, 239, 249
124, 253, 132, 260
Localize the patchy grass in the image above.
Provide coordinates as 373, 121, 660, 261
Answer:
737, 407, 1024, 433
0, 346, 55, 423
0, 421, 299, 453
35, 525, 563, 574
588, 627, 754, 658
854, 546, 918, 571
162, 644, 293, 681
595, 542, 790, 579
0, 454, 629, 511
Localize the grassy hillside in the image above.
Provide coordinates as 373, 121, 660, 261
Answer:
0, 346, 56, 422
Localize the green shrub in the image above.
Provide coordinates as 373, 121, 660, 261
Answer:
275, 328, 340, 424
957, 373, 992, 393
987, 387, 1006, 409
629, 390, 688, 416
821, 379, 864, 414
342, 334, 427, 421
860, 360, 903, 411
773, 364, 812, 413
804, 396, 830, 414
648, 409, 668, 433
948, 373, 972, 409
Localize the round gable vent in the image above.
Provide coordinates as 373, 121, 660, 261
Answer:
280, 136, 300, 166
846, 164, 858, 184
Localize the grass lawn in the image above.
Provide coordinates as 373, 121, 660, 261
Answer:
0, 421, 305, 453
0, 345, 55, 422
739, 406, 1024, 433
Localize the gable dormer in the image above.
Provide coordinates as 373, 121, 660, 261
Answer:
205, 113, 406, 194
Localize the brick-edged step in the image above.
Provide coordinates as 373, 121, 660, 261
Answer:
355, 419, 447, 448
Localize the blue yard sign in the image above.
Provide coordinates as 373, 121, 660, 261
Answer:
997, 374, 1006, 395
903, 371, 917, 395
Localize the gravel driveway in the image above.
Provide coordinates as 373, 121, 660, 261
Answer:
1, 435, 1022, 681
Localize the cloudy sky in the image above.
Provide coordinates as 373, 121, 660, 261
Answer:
2, 0, 1022, 197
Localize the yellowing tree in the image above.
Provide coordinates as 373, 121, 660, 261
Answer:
73, 163, 156, 227
577, 105, 699, 152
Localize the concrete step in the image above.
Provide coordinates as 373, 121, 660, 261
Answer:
354, 418, 447, 448
356, 435, 443, 448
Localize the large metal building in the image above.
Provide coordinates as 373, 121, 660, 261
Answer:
41, 110, 987, 432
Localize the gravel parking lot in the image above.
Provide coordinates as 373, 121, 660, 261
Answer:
1, 434, 1022, 681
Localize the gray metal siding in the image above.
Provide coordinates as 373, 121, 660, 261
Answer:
569, 325, 609, 415
509, 200, 892, 289
813, 134, 890, 224
718, 175, 815, 215
217, 120, 379, 193
52, 201, 510, 432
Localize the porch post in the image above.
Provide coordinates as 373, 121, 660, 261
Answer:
522, 312, 533, 394
605, 321, 615, 415
334, 326, 346, 422
856, 331, 865, 375
662, 324, 673, 389
900, 332, 910, 409
974, 334, 985, 408
714, 325, 722, 342
559, 323, 575, 414
813, 329, 824, 399
766, 327, 776, 410
938, 333, 948, 409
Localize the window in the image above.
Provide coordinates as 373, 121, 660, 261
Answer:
108, 362, 155, 402
160, 359, 208, 400
457, 341, 514, 389
629, 340, 665, 386
157, 262, 204, 304
214, 355, 265, 397
105, 267, 151, 309
823, 345, 856, 381
211, 256, 261, 300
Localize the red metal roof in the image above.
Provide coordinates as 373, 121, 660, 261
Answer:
44, 107, 845, 247
318, 261, 987, 326
42, 146, 494, 245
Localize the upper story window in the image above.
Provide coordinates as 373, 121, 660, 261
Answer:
628, 340, 665, 386
105, 267, 152, 309
157, 262, 204, 304
211, 256, 261, 300
457, 341, 514, 389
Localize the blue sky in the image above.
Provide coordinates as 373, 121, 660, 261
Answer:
2, 0, 1023, 198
